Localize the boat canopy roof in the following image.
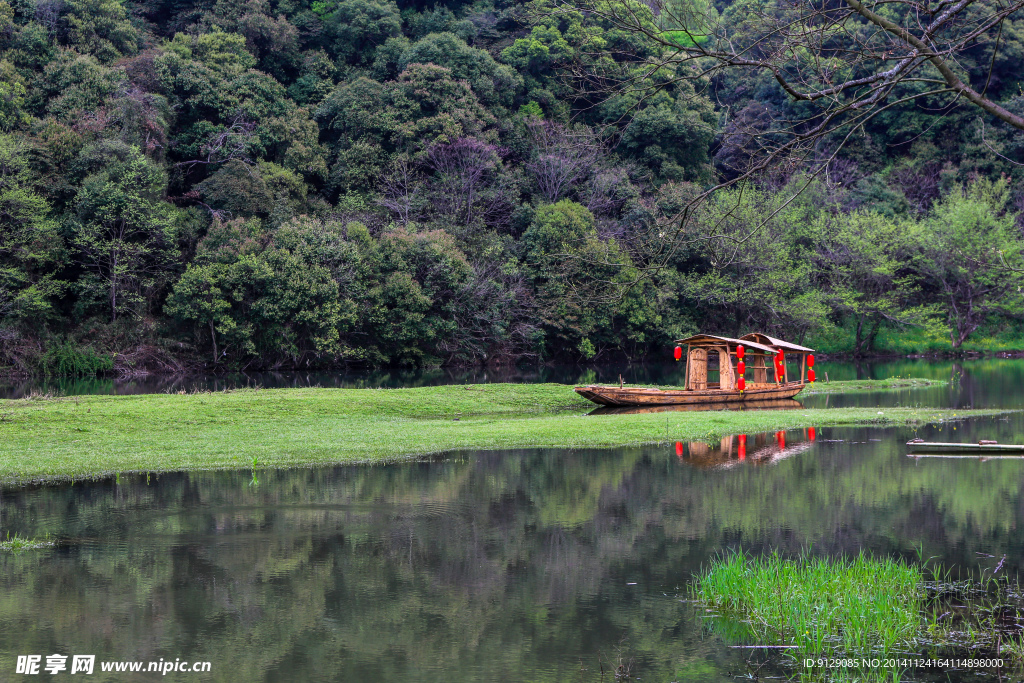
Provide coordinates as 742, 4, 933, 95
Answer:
673, 333, 814, 354
673, 334, 776, 353
740, 333, 814, 353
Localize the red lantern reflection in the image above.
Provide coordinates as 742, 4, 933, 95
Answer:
675, 441, 683, 457
738, 434, 747, 460
808, 427, 816, 441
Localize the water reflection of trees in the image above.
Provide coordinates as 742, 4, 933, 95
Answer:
2, 423, 1024, 680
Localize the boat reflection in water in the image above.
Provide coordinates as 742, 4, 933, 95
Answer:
587, 399, 804, 416
674, 427, 818, 470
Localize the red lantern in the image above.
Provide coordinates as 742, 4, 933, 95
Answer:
674, 346, 683, 361
737, 360, 745, 375
737, 345, 745, 360
738, 434, 747, 460
675, 441, 683, 457
737, 376, 745, 392
808, 368, 816, 383
807, 354, 815, 368
808, 427, 816, 441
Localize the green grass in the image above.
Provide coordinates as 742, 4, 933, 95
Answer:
0, 383, 1008, 483
694, 552, 923, 657
802, 377, 948, 394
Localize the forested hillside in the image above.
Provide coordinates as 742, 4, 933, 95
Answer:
1, 0, 1023, 374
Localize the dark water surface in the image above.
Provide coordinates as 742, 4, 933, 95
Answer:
2, 360, 1024, 681
0, 356, 1014, 400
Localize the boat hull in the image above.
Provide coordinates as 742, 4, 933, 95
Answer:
588, 399, 804, 415
574, 384, 806, 407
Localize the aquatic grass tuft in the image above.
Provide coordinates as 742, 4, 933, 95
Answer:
0, 532, 56, 551
919, 566, 1024, 657
693, 551, 923, 657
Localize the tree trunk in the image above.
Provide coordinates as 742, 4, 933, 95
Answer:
866, 318, 881, 353
853, 314, 865, 356
210, 320, 219, 364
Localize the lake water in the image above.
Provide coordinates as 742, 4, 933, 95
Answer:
2, 359, 1024, 681
0, 356, 1012, 400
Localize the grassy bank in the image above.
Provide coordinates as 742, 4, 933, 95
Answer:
802, 377, 947, 394
0, 383, 1007, 482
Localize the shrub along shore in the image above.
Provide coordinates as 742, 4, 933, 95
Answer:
0, 381, 1001, 483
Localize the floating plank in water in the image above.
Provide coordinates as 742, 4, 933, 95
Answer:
906, 440, 1024, 453
907, 453, 1024, 459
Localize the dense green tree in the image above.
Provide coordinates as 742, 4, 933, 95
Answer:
35, 49, 124, 122
0, 133, 64, 325
69, 145, 180, 322
914, 180, 1024, 348
61, 0, 139, 63
198, 0, 301, 79
680, 188, 830, 341
813, 211, 928, 355
523, 200, 658, 359
325, 0, 402, 65
0, 60, 28, 130
399, 32, 522, 109
167, 217, 343, 364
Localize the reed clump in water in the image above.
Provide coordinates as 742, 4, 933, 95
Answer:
0, 531, 55, 551
694, 551, 1024, 668
693, 551, 924, 657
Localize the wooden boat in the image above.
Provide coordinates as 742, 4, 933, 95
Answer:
575, 333, 815, 407
906, 440, 1024, 454
587, 399, 804, 415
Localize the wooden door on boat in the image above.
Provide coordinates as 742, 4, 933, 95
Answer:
717, 347, 734, 390
688, 348, 707, 390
